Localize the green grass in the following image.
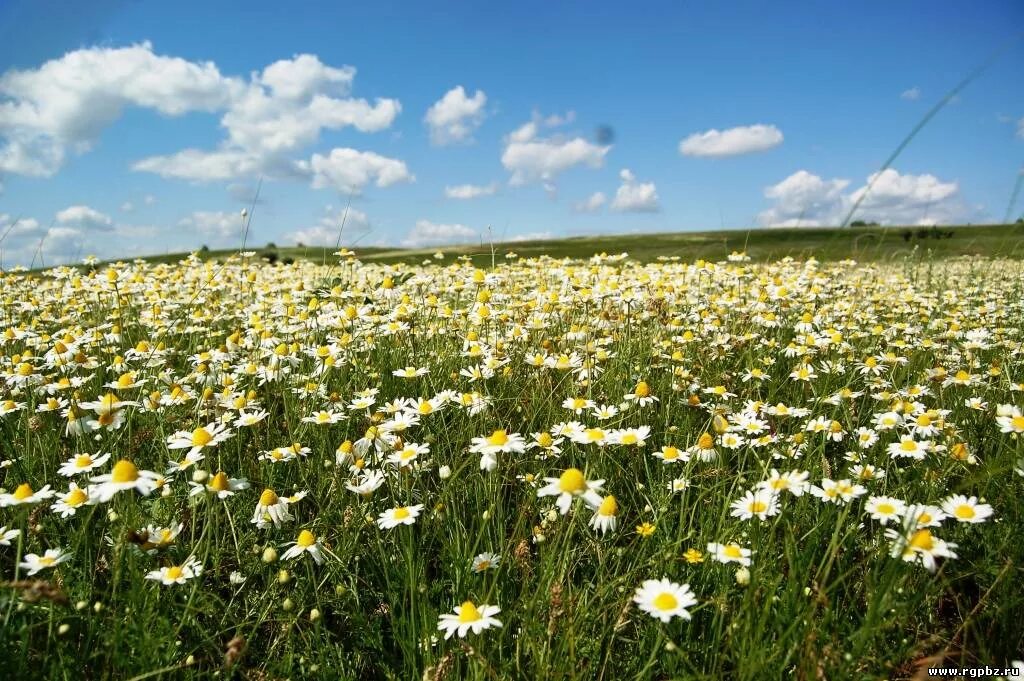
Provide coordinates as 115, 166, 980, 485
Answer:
1, 249, 1022, 680
114, 222, 1024, 270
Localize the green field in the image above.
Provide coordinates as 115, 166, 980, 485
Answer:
115, 222, 1024, 270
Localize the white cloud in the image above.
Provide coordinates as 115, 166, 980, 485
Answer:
507, 231, 553, 242
901, 87, 921, 101
679, 124, 783, 158
0, 43, 406, 186
55, 204, 114, 231
120, 202, 134, 213
758, 168, 966, 227
0, 41, 237, 177
285, 207, 371, 246
1017, 117, 1024, 139
0, 214, 86, 266
402, 220, 477, 247
444, 182, 498, 200
424, 86, 487, 145
178, 211, 245, 238
501, 114, 610, 185
574, 192, 607, 213
133, 148, 264, 181
611, 169, 660, 212
305, 148, 414, 194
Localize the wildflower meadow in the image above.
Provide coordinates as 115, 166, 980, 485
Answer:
1, 249, 1022, 679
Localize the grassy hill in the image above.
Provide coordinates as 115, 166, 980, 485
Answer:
110, 222, 1024, 269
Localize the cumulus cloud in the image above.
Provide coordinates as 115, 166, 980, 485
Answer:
444, 182, 498, 200
758, 168, 966, 227
55, 205, 114, 231
285, 207, 372, 246
0, 42, 237, 177
507, 231, 553, 242
425, 86, 487, 145
304, 148, 414, 194
901, 87, 921, 101
611, 169, 660, 212
679, 124, 783, 158
501, 114, 610, 186
402, 220, 477, 247
0, 43, 406, 189
178, 211, 245, 238
574, 191, 607, 213
0, 214, 85, 266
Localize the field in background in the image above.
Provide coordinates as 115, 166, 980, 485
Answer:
112, 223, 1024, 270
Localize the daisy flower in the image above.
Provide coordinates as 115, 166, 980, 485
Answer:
0, 483, 55, 507
633, 578, 697, 623
392, 366, 429, 378
58, 451, 111, 477
652, 445, 688, 464
19, 548, 72, 576
1, 526, 22, 545
536, 468, 604, 514
281, 529, 325, 564
885, 526, 957, 572
588, 495, 619, 535
708, 542, 752, 566
345, 470, 386, 497
471, 552, 501, 573
610, 426, 651, 447
50, 483, 94, 517
145, 557, 203, 585
756, 469, 810, 496
437, 601, 502, 639
387, 442, 430, 468
865, 496, 906, 525
995, 405, 1024, 434
377, 504, 425, 529
189, 471, 250, 499
809, 478, 867, 505
729, 489, 780, 521
251, 488, 294, 529
940, 495, 993, 524
469, 429, 526, 472
90, 460, 162, 502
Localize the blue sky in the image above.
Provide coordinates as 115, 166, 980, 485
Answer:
1, 0, 1022, 266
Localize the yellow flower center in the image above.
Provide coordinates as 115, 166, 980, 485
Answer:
634, 381, 650, 398
652, 592, 678, 611
486, 429, 509, 447
916, 415, 931, 427
537, 432, 553, 447
39, 556, 55, 567
393, 507, 410, 520
66, 488, 88, 506
662, 446, 679, 460
117, 373, 134, 388
900, 440, 919, 452
584, 428, 605, 442
110, 460, 139, 483
598, 495, 618, 516
191, 427, 213, 446
13, 483, 33, 500
208, 472, 229, 492
458, 601, 482, 623
697, 433, 715, 449
954, 504, 975, 520
296, 530, 316, 547
723, 544, 743, 559
876, 503, 895, 515
259, 489, 279, 506
749, 501, 767, 513
165, 566, 184, 580
1011, 416, 1024, 431
909, 529, 934, 551
620, 433, 638, 445
558, 468, 587, 494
